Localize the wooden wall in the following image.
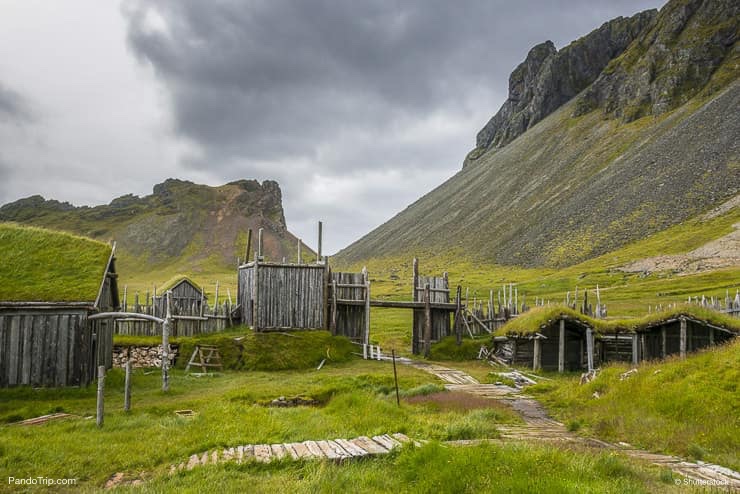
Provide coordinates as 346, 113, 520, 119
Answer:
239, 262, 327, 330
411, 270, 451, 354
0, 307, 105, 387
330, 271, 368, 342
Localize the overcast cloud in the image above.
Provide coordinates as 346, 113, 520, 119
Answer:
0, 0, 661, 253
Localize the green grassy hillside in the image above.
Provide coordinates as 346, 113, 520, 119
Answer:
530, 339, 740, 471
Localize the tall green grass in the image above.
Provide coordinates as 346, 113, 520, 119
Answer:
529, 339, 740, 471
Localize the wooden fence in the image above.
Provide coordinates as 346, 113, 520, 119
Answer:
114, 291, 235, 337
411, 258, 453, 355
238, 261, 327, 330
329, 270, 370, 343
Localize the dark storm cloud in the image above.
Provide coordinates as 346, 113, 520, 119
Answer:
0, 82, 33, 124
123, 0, 660, 169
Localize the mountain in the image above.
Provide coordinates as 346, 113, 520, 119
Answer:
336, 0, 739, 269
0, 179, 311, 279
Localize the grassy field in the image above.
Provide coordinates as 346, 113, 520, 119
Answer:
1, 355, 684, 492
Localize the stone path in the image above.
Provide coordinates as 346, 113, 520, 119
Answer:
169, 433, 415, 474
404, 359, 740, 490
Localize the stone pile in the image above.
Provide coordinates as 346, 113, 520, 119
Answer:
112, 345, 178, 369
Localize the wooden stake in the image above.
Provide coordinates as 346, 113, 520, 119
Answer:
297, 239, 302, 264
124, 360, 132, 412
162, 291, 171, 392
245, 229, 252, 264
257, 228, 264, 260
586, 328, 594, 372
96, 365, 105, 427
533, 338, 541, 371
455, 286, 462, 346
392, 349, 400, 407
423, 283, 432, 358
364, 268, 370, 346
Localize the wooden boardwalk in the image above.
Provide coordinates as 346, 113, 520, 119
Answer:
170, 433, 414, 474
404, 360, 740, 490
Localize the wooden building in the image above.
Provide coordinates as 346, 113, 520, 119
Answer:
0, 224, 119, 387
153, 276, 206, 317
494, 307, 739, 372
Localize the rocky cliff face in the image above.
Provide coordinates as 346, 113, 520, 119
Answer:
336, 0, 739, 269
470, 9, 657, 161
0, 179, 304, 271
575, 0, 739, 121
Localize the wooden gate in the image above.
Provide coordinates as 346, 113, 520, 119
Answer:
411, 258, 452, 355
329, 269, 370, 343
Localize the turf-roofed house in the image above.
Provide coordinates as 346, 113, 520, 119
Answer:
0, 223, 120, 387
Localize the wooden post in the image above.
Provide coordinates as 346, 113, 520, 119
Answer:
124, 360, 132, 412
245, 228, 252, 264
640, 334, 647, 361
162, 291, 171, 392
364, 269, 371, 346
558, 318, 565, 373
253, 259, 260, 331
96, 365, 105, 427
392, 349, 400, 407
533, 338, 541, 371
586, 328, 594, 372
123, 285, 128, 312
455, 285, 462, 346
331, 279, 337, 335
423, 283, 432, 358
214, 281, 220, 316
317, 221, 323, 263
257, 227, 264, 260
632, 334, 639, 366
679, 317, 687, 359
412, 257, 418, 301
709, 327, 714, 346
661, 326, 667, 358
297, 239, 302, 264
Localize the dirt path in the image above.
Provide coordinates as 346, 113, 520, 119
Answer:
404, 359, 740, 490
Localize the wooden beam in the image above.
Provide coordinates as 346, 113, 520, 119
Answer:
364, 269, 370, 346
680, 317, 687, 359
586, 328, 594, 372
661, 326, 667, 358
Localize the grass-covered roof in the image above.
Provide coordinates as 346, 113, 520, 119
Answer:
0, 223, 112, 303
495, 305, 740, 337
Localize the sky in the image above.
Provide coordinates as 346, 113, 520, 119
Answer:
0, 0, 663, 255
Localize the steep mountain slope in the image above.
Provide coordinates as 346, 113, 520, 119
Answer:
336, 0, 739, 269
0, 179, 311, 279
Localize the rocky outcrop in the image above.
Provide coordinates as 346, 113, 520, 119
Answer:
470, 9, 657, 162
0, 178, 307, 271
575, 0, 739, 121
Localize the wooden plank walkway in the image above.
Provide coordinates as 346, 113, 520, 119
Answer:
402, 359, 740, 489
170, 433, 414, 474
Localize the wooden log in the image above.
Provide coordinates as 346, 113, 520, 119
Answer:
96, 365, 105, 427
558, 319, 565, 373
423, 284, 432, 358
297, 238, 302, 264
679, 317, 687, 359
533, 338, 541, 371
632, 333, 639, 366
586, 328, 594, 372
661, 326, 667, 358
412, 257, 418, 302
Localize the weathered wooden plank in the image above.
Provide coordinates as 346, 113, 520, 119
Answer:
254, 444, 272, 463
351, 436, 388, 455
20, 315, 32, 385
283, 443, 300, 460
302, 440, 324, 458
8, 315, 20, 386
316, 440, 341, 460
290, 442, 312, 459
57, 315, 70, 386
334, 438, 367, 457
270, 443, 287, 460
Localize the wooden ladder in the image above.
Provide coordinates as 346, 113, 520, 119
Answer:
185, 345, 224, 373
